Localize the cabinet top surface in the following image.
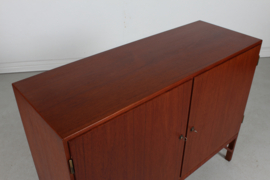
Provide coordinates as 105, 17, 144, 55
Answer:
13, 21, 261, 139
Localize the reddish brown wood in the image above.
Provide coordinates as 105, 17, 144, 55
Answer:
12, 21, 262, 139
225, 137, 238, 161
13, 86, 71, 180
12, 21, 262, 180
224, 146, 233, 153
69, 80, 192, 180
181, 45, 261, 178
179, 133, 239, 180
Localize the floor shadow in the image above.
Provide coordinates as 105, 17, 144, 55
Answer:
217, 152, 226, 158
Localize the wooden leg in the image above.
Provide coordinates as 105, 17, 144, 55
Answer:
225, 137, 238, 161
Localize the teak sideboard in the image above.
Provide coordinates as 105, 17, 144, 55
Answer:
13, 21, 262, 180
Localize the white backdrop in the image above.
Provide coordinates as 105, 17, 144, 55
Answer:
1, 0, 269, 73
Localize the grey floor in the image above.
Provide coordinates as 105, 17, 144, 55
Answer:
0, 58, 269, 180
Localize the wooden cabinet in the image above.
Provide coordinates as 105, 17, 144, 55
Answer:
181, 46, 260, 178
69, 81, 192, 180
13, 21, 262, 180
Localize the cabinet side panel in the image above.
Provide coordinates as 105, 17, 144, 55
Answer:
181, 45, 261, 177
69, 80, 192, 180
13, 87, 71, 180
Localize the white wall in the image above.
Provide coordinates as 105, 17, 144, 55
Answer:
1, 0, 270, 73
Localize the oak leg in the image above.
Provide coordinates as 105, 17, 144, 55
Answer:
225, 137, 238, 161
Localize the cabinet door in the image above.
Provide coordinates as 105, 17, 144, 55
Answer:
181, 46, 260, 176
69, 80, 192, 180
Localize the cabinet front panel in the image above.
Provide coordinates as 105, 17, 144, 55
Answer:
69, 80, 192, 180
181, 46, 261, 176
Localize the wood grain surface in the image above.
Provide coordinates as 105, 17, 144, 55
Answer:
181, 45, 261, 177
12, 21, 262, 139
179, 134, 239, 180
69, 80, 192, 180
13, 86, 71, 180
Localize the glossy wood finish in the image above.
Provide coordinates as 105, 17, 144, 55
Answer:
12, 21, 262, 139
13, 21, 262, 180
13, 87, 71, 180
181, 46, 261, 177
180, 133, 239, 180
69, 80, 192, 180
